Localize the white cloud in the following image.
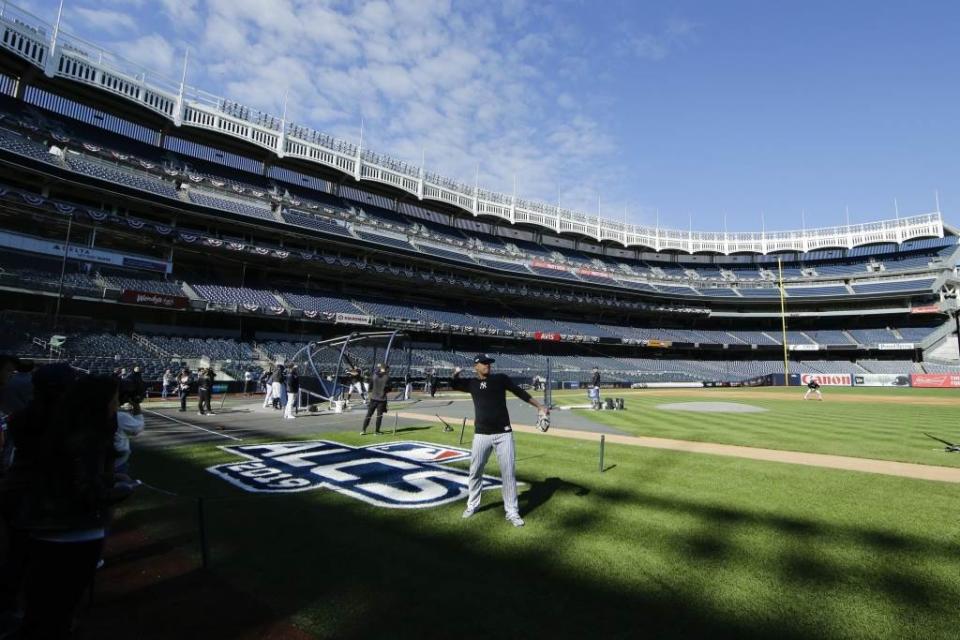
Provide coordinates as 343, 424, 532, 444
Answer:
158, 0, 200, 26
625, 18, 699, 61
58, 0, 626, 213
73, 7, 137, 35
113, 33, 179, 76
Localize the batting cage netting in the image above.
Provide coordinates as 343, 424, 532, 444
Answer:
288, 330, 412, 410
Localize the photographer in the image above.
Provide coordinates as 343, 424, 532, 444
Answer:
197, 367, 215, 416
161, 369, 174, 400
114, 386, 144, 474
177, 368, 191, 412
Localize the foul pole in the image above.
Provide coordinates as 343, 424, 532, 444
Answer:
777, 258, 790, 383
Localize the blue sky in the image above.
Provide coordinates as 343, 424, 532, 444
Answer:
22, 0, 960, 231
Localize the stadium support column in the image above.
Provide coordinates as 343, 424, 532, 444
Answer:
777, 258, 789, 383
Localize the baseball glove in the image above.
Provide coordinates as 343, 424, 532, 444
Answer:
536, 411, 550, 433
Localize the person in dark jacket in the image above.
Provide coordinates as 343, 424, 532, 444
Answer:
2, 358, 34, 416
0, 363, 76, 624
15, 374, 135, 638
361, 364, 391, 435
197, 367, 214, 415
270, 365, 286, 410
284, 366, 300, 420
425, 370, 437, 397
452, 355, 548, 527
0, 355, 20, 475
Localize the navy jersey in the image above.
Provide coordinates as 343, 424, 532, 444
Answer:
451, 373, 532, 434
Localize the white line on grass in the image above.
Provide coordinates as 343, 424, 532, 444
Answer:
143, 409, 243, 441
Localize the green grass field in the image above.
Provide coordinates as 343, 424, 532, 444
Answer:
100, 390, 960, 639
561, 386, 960, 467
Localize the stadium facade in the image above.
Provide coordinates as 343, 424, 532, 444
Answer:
1, 2, 959, 388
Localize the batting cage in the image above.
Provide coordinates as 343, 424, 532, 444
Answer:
288, 330, 412, 411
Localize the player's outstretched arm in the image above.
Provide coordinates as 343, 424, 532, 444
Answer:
450, 367, 469, 392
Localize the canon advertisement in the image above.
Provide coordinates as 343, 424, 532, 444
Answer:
800, 373, 852, 386
910, 373, 960, 388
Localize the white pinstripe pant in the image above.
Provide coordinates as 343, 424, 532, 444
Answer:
467, 431, 519, 518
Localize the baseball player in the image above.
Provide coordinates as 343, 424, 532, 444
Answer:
361, 363, 391, 435
452, 354, 549, 528
804, 378, 823, 401
346, 366, 367, 403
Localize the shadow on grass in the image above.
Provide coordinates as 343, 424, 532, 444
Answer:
390, 426, 432, 434
83, 429, 960, 640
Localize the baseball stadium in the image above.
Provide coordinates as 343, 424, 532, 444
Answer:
0, 2, 958, 639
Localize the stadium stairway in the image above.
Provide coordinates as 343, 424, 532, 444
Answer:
924, 334, 959, 363
273, 292, 296, 314
918, 318, 957, 351
181, 282, 203, 301
132, 333, 171, 358
252, 342, 275, 364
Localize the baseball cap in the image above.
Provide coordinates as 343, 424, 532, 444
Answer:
473, 354, 495, 364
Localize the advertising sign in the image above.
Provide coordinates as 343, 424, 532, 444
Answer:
529, 259, 568, 271
910, 305, 941, 314
335, 313, 373, 325
910, 373, 960, 388
877, 343, 915, 350
533, 332, 561, 341
852, 374, 911, 387
577, 268, 612, 279
0, 230, 170, 272
644, 339, 673, 348
800, 373, 852, 386
119, 290, 189, 309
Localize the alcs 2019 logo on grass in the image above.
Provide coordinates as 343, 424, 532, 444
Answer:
207, 440, 503, 509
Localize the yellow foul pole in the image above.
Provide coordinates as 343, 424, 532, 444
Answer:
778, 258, 789, 383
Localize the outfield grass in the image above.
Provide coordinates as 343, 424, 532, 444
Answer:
556, 387, 960, 467
108, 418, 960, 640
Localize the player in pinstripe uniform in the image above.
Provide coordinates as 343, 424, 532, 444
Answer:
452, 354, 549, 527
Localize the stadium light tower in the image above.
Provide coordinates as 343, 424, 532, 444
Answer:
52, 212, 74, 332
955, 308, 960, 362
777, 258, 790, 382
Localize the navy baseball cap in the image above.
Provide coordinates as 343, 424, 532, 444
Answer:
473, 354, 495, 364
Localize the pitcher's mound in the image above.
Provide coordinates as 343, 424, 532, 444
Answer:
657, 402, 768, 414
